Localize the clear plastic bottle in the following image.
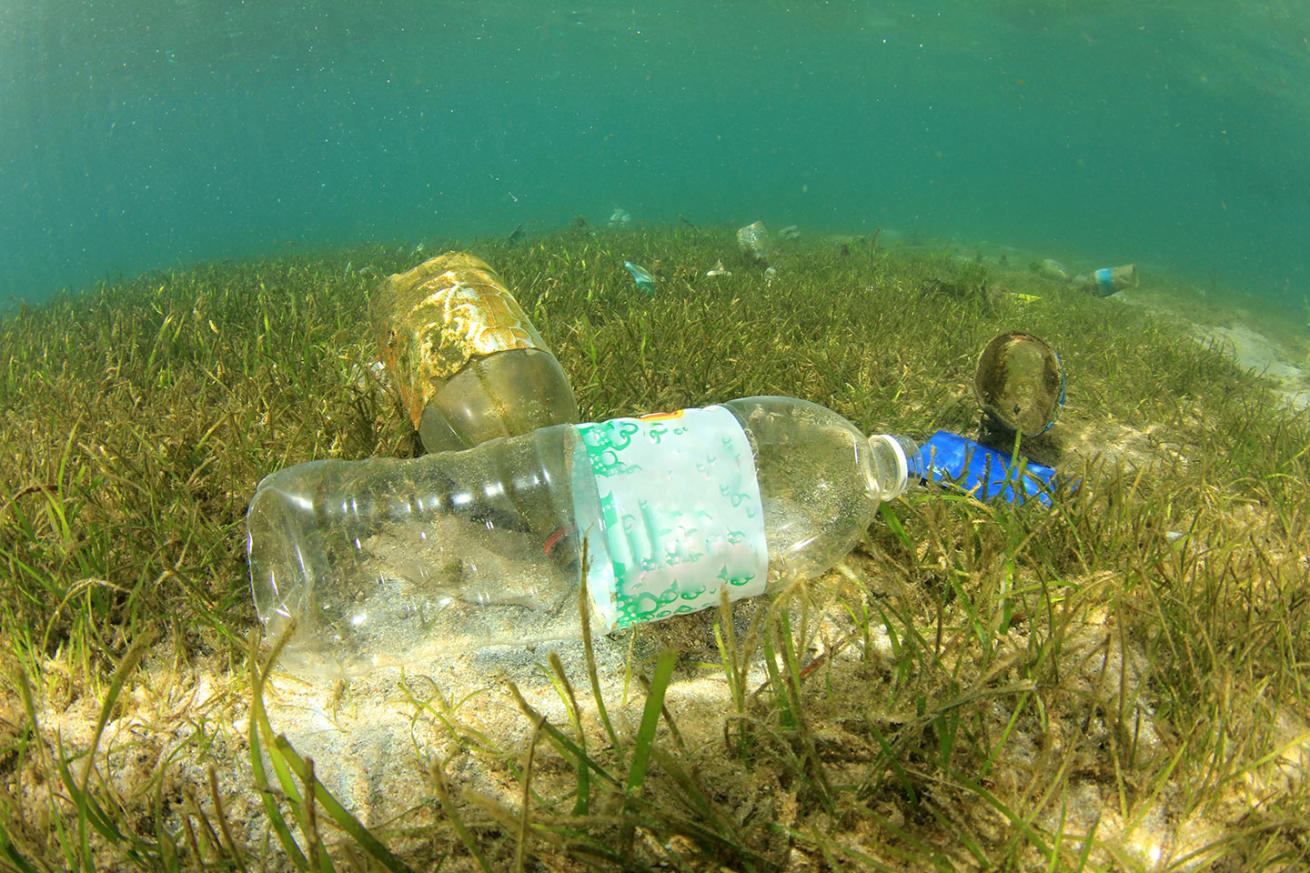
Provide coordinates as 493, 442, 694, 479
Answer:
247, 396, 922, 673
373, 252, 579, 453
736, 220, 771, 266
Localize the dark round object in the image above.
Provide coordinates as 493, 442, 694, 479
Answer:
974, 332, 1066, 437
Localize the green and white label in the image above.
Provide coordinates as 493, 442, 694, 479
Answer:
571, 405, 768, 631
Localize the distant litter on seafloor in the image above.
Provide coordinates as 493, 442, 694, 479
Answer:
623, 260, 655, 292
737, 220, 770, 265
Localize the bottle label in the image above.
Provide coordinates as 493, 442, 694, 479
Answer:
1094, 267, 1114, 291
570, 406, 769, 631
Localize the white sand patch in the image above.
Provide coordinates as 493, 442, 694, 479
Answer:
1194, 323, 1310, 410
1234, 708, 1310, 813
16, 560, 1307, 867
1056, 417, 1191, 473
1112, 288, 1310, 410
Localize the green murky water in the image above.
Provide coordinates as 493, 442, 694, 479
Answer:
2, 1, 1307, 311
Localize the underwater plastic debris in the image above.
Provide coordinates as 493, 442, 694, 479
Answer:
737, 220, 770, 265
1037, 258, 1070, 280
974, 332, 1065, 437
1077, 263, 1137, 296
624, 260, 655, 292
247, 396, 922, 672
778, 225, 801, 240
764, 266, 778, 287
608, 207, 632, 227
705, 260, 732, 278
918, 431, 1061, 508
372, 252, 579, 453
349, 359, 391, 394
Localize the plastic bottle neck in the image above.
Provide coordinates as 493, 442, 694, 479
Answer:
865, 434, 924, 501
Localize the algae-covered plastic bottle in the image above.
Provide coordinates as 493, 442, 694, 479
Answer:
247, 396, 922, 673
373, 252, 579, 453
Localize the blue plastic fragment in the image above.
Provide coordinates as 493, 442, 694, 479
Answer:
918, 431, 1065, 508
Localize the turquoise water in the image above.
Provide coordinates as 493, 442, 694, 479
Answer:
2, 1, 1308, 309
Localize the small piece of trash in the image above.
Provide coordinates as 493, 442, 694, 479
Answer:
1165, 530, 1186, 543
608, 207, 632, 227
706, 260, 732, 278
737, 221, 770, 265
351, 359, 391, 393
624, 260, 655, 292
1037, 258, 1068, 280
764, 266, 778, 287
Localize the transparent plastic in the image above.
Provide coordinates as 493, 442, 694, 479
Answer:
247, 396, 921, 673
417, 348, 580, 453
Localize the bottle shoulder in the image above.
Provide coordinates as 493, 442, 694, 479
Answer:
720, 396, 864, 447
719, 397, 878, 587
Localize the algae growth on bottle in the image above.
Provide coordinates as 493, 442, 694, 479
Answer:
247, 396, 921, 674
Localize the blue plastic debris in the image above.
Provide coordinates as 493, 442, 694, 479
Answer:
623, 261, 655, 293
918, 430, 1065, 507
